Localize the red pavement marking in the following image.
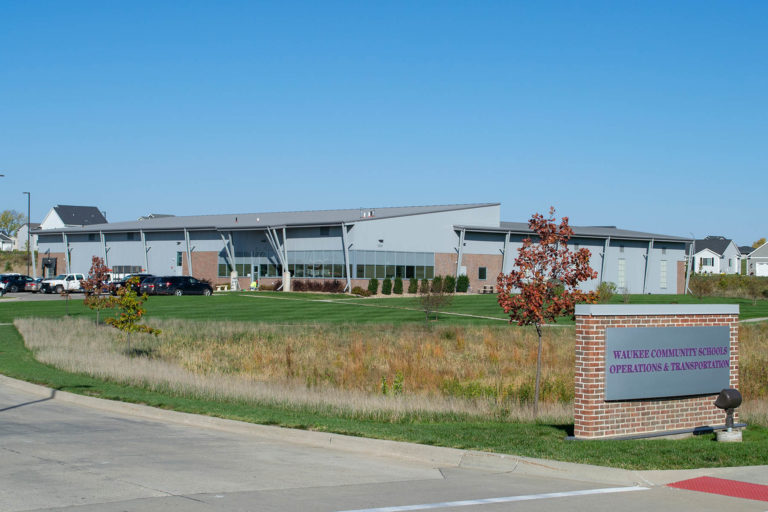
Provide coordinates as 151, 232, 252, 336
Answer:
668, 476, 768, 502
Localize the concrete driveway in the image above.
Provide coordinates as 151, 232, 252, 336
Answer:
1, 381, 768, 511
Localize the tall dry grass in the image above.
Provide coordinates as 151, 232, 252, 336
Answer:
15, 318, 768, 425
15, 317, 571, 422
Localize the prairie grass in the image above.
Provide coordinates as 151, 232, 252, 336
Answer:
15, 317, 768, 426
15, 317, 571, 423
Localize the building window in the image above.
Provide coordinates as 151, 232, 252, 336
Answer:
619, 245, 625, 253
661, 247, 667, 255
88, 234, 97, 241
320, 227, 330, 237
478, 267, 487, 280
127, 232, 136, 241
111, 265, 142, 275
660, 260, 667, 289
349, 251, 435, 281
617, 258, 626, 289
700, 257, 715, 268
573, 243, 579, 251
177, 252, 183, 267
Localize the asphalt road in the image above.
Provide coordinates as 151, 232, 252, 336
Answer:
2, 384, 768, 511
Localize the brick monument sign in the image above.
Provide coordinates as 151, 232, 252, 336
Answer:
574, 305, 739, 439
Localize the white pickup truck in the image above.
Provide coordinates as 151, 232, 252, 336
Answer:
40, 273, 86, 294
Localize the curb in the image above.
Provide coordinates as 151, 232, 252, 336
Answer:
2, 374, 764, 487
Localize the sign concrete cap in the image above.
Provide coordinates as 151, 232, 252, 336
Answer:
575, 304, 739, 316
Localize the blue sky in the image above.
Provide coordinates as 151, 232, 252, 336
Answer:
1, 1, 766, 245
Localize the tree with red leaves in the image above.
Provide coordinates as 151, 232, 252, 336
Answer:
497, 207, 598, 415
82, 256, 114, 325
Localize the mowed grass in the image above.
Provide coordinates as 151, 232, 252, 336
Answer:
1, 291, 767, 325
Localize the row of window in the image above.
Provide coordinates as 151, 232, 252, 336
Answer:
217, 250, 436, 279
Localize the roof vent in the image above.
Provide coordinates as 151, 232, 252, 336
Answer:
360, 209, 375, 219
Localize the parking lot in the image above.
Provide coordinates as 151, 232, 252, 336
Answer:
0, 290, 83, 302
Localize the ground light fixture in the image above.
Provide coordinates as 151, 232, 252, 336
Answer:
714, 388, 742, 442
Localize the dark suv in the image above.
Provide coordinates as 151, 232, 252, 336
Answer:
141, 276, 213, 296
0, 274, 35, 293
112, 273, 154, 295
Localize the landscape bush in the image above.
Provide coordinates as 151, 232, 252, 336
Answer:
596, 281, 616, 303
381, 278, 392, 295
291, 279, 345, 293
393, 277, 403, 295
687, 274, 768, 301
431, 275, 444, 293
444, 275, 456, 293
351, 286, 371, 297
419, 278, 430, 294
408, 278, 419, 294
367, 278, 379, 295
456, 274, 469, 293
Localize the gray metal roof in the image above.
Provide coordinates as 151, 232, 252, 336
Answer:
455, 221, 689, 242
53, 205, 107, 226
34, 203, 499, 234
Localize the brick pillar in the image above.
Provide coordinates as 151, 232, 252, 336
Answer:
574, 305, 739, 439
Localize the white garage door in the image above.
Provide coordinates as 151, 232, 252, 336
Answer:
756, 262, 768, 277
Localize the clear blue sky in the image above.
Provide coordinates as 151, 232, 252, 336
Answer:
1, 1, 766, 245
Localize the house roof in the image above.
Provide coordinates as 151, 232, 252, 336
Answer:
692, 236, 735, 257
0, 232, 13, 241
455, 221, 689, 243
53, 205, 107, 226
33, 203, 500, 234
739, 245, 754, 255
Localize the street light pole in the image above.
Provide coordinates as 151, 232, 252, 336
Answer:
23, 192, 30, 276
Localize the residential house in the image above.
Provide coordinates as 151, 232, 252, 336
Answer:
40, 205, 107, 230
747, 242, 768, 276
691, 236, 743, 274
14, 222, 40, 252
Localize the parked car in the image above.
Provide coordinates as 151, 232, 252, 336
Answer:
0, 274, 36, 293
0, 273, 21, 290
111, 273, 154, 295
142, 276, 213, 296
25, 277, 44, 293
40, 273, 86, 294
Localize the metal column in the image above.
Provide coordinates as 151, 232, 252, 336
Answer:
184, 228, 193, 275
455, 229, 465, 280
100, 231, 108, 268
501, 231, 511, 274
341, 223, 351, 292
599, 237, 610, 284
140, 230, 149, 272
62, 233, 70, 274
642, 239, 653, 294
684, 239, 695, 295
219, 232, 236, 270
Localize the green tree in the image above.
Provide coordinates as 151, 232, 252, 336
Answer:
393, 277, 403, 294
0, 210, 25, 236
105, 276, 160, 354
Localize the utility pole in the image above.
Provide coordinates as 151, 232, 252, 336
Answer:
23, 192, 31, 275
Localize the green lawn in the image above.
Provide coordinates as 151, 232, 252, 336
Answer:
1, 291, 765, 326
1, 291, 767, 470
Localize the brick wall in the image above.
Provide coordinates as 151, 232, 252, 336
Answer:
676, 260, 686, 294
435, 252, 457, 279
574, 305, 739, 439
37, 252, 66, 277
461, 253, 502, 293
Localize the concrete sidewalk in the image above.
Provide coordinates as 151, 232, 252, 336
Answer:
2, 374, 766, 489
